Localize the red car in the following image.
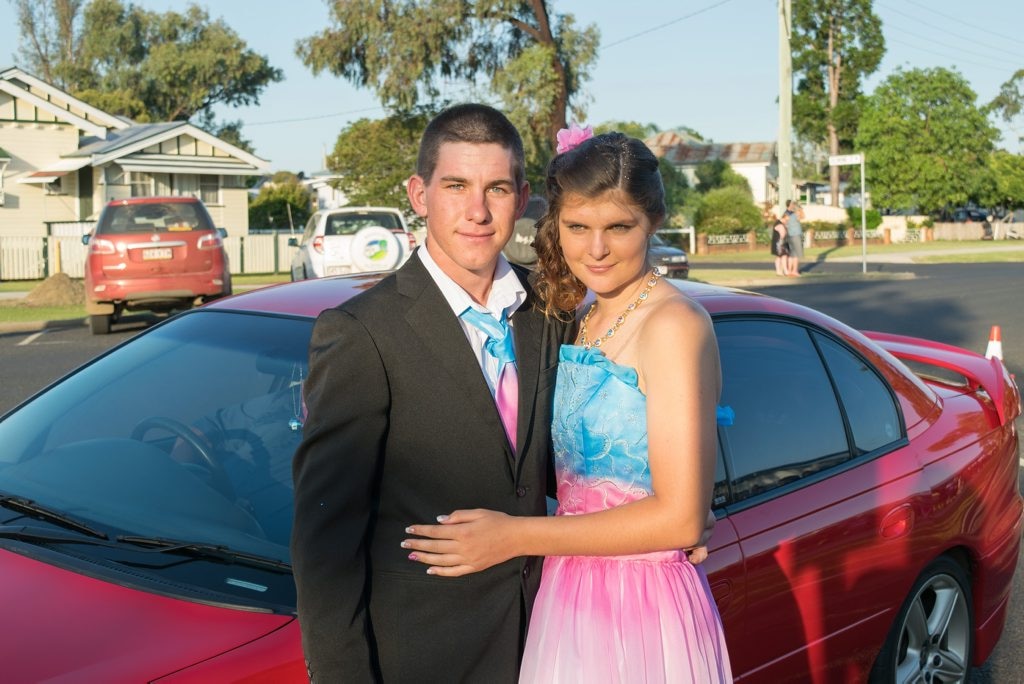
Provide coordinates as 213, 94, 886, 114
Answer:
0, 277, 1018, 681
82, 197, 232, 334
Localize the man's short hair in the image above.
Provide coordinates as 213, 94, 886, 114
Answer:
416, 104, 526, 187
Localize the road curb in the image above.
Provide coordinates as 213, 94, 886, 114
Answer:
0, 317, 86, 336
700, 270, 917, 288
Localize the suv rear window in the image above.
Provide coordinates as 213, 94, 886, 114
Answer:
97, 202, 215, 234
324, 212, 401, 236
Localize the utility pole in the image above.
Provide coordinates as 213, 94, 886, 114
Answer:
778, 0, 793, 211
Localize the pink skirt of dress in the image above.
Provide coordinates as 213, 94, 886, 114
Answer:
519, 550, 732, 683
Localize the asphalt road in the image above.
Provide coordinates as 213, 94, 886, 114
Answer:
0, 262, 1022, 679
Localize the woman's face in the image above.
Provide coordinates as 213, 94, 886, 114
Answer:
557, 189, 654, 298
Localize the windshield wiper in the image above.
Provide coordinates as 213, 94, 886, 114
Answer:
116, 535, 291, 573
0, 495, 109, 540
0, 523, 115, 546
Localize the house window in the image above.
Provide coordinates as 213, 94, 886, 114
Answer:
175, 174, 199, 198
199, 174, 220, 205
45, 176, 67, 196
129, 172, 154, 198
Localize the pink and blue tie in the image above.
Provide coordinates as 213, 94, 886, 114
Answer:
461, 307, 519, 450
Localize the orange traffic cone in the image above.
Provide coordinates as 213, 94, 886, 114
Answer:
985, 325, 1003, 360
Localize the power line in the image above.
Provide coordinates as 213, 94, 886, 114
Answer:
886, 36, 1012, 74
602, 0, 737, 50
902, 0, 1024, 51
884, 19, 1023, 70
243, 105, 385, 127
880, 5, 1024, 66
242, 0, 740, 128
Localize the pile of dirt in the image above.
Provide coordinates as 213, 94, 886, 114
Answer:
24, 273, 85, 307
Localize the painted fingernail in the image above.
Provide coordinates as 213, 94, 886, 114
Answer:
436, 515, 449, 522
400, 541, 410, 549
405, 526, 414, 534
426, 567, 435, 575
408, 553, 418, 561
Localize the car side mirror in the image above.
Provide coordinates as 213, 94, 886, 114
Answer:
216, 228, 228, 239
81, 234, 91, 245
287, 237, 298, 247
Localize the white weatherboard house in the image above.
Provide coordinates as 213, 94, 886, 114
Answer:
0, 66, 268, 242
646, 131, 778, 208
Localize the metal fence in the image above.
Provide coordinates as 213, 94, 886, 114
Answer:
0, 223, 299, 281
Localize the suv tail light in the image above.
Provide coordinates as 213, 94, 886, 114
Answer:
392, 229, 415, 249
89, 238, 117, 256
197, 233, 223, 250
312, 235, 325, 254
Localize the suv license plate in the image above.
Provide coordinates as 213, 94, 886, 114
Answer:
142, 247, 173, 260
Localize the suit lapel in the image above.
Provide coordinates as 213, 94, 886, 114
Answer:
510, 293, 541, 468
397, 257, 514, 469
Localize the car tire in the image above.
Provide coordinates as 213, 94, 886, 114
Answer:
89, 313, 112, 335
869, 556, 972, 683
349, 226, 403, 273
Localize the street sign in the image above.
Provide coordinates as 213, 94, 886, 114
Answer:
829, 153, 863, 166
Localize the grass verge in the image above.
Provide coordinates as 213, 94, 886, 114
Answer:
0, 301, 85, 323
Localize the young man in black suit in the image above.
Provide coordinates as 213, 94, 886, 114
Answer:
291, 103, 571, 682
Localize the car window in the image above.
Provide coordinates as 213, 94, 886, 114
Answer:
302, 213, 319, 242
97, 202, 213, 234
325, 212, 401, 235
814, 333, 903, 454
0, 311, 312, 568
714, 319, 850, 503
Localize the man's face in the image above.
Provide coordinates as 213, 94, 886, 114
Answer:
407, 142, 528, 283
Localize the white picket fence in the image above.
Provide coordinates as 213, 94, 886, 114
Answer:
0, 230, 300, 281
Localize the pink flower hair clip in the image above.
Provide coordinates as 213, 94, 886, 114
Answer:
556, 123, 594, 154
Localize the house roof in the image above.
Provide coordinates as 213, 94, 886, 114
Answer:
647, 136, 776, 167
70, 122, 189, 157
1, 66, 129, 135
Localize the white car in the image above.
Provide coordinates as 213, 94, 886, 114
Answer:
289, 207, 416, 280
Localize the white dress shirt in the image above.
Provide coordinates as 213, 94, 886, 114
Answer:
418, 243, 526, 397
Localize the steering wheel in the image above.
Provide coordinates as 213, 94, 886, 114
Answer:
131, 416, 234, 497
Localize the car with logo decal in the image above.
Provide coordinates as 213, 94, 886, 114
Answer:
288, 207, 415, 280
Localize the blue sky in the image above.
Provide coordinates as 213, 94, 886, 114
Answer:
2, 0, 1023, 173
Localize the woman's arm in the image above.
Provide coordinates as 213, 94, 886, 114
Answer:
403, 296, 722, 576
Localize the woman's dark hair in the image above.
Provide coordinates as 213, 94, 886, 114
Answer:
533, 132, 666, 315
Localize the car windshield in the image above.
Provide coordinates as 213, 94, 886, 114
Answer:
0, 310, 311, 570
325, 212, 401, 235
97, 202, 214, 234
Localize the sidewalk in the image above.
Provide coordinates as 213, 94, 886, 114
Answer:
826, 243, 1024, 263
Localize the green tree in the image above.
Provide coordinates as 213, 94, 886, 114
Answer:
694, 159, 751, 195
12, 0, 281, 125
982, 150, 1024, 210
248, 172, 313, 231
694, 186, 762, 234
328, 112, 432, 209
855, 67, 997, 214
298, 0, 599, 170
792, 0, 885, 207
987, 69, 1024, 150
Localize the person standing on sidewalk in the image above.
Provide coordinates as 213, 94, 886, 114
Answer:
770, 214, 789, 276
783, 200, 804, 277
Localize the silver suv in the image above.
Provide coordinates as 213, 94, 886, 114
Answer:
288, 207, 416, 280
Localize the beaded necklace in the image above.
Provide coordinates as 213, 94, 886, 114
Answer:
577, 269, 660, 350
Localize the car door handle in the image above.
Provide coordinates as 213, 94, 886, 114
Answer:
880, 504, 914, 539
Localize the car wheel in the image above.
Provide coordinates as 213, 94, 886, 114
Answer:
350, 226, 403, 272
869, 556, 972, 683
89, 314, 112, 335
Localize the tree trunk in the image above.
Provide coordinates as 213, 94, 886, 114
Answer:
528, 0, 568, 139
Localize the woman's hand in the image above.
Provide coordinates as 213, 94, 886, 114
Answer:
403, 509, 517, 577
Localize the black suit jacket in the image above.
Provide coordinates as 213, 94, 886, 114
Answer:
291, 255, 570, 683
